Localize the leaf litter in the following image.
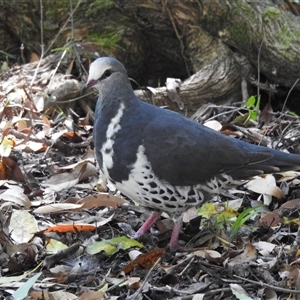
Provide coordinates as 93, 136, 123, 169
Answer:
1, 54, 300, 300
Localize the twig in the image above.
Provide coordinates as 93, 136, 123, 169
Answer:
49, 49, 68, 86
274, 118, 296, 149
205, 107, 246, 123
276, 78, 300, 143
9, 128, 92, 150
257, 41, 263, 100
30, 0, 45, 87
162, 0, 191, 77
44, 0, 82, 55
280, 78, 299, 116
285, 0, 300, 16
104, 277, 128, 293
20, 44, 25, 64
70, 0, 74, 40
129, 257, 162, 300
179, 256, 195, 276
289, 215, 300, 261
233, 274, 300, 294
9, 129, 51, 146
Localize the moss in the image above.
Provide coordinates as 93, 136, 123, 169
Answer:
87, 32, 121, 51
277, 27, 300, 60
93, 0, 114, 9
262, 6, 281, 22
224, 2, 259, 46
85, 0, 114, 16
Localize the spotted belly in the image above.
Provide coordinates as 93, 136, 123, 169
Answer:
98, 104, 238, 213
113, 144, 206, 213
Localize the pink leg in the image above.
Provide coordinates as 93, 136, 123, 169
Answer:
134, 211, 161, 238
169, 216, 183, 250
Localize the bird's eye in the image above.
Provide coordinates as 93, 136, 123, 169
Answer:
104, 70, 112, 77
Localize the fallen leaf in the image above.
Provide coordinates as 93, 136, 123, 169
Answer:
230, 283, 253, 300
12, 272, 42, 300
259, 199, 300, 227
245, 174, 284, 204
204, 120, 222, 131
79, 291, 105, 300
0, 136, 13, 157
87, 236, 143, 256
44, 224, 96, 234
30, 52, 40, 62
9, 210, 38, 243
228, 244, 257, 267
0, 189, 30, 208
259, 97, 273, 126
123, 248, 166, 274
77, 193, 127, 209
33, 203, 83, 214
1, 157, 25, 182
45, 238, 68, 254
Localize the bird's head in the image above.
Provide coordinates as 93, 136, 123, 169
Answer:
82, 57, 129, 95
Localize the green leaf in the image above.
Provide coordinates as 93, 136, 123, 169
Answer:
233, 113, 249, 124
86, 236, 143, 255
288, 111, 298, 117
0, 136, 13, 157
230, 205, 264, 239
249, 110, 258, 121
12, 272, 42, 300
246, 96, 256, 109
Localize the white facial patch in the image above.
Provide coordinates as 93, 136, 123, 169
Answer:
101, 103, 125, 177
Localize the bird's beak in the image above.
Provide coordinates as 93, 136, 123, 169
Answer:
81, 79, 97, 95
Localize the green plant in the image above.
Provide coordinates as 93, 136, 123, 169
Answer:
233, 95, 261, 125
244, 95, 260, 124
229, 205, 264, 239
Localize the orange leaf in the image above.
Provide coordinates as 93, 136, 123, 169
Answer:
0, 161, 7, 180
44, 224, 96, 234
123, 248, 166, 274
62, 132, 83, 143
1, 157, 25, 182
30, 52, 40, 62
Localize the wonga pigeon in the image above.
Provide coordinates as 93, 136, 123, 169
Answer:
83, 57, 300, 249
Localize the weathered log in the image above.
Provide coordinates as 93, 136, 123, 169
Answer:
0, 0, 299, 116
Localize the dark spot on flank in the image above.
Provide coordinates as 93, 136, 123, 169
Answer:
150, 182, 158, 188
152, 198, 162, 204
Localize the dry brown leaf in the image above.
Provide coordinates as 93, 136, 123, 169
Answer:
77, 193, 128, 209
79, 291, 105, 300
259, 199, 300, 227
30, 52, 40, 62
259, 98, 273, 126
123, 248, 166, 274
228, 243, 257, 267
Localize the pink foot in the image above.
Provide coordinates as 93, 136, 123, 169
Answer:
169, 217, 184, 251
133, 211, 161, 238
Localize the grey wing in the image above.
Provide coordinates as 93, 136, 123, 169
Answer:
143, 115, 272, 186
